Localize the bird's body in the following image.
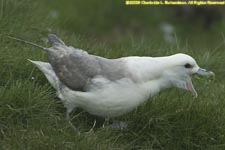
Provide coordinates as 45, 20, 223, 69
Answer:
9, 34, 214, 120
61, 77, 151, 117
30, 56, 168, 118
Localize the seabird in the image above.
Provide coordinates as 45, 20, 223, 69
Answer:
8, 34, 214, 122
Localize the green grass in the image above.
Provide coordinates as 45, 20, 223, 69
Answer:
0, 0, 225, 149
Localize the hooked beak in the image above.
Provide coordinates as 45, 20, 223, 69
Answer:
196, 68, 215, 76
176, 68, 214, 98
186, 68, 214, 97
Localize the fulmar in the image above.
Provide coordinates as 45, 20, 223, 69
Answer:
8, 34, 214, 127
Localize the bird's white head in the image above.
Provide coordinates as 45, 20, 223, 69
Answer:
160, 53, 214, 97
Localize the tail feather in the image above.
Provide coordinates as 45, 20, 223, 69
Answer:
28, 59, 60, 90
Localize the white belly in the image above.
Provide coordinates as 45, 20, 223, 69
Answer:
60, 78, 159, 118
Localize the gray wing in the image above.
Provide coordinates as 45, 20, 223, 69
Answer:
48, 34, 65, 46
46, 34, 129, 92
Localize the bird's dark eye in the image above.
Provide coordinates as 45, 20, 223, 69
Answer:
184, 63, 192, 68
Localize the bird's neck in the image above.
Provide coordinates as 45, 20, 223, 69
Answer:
125, 56, 174, 96
142, 77, 172, 98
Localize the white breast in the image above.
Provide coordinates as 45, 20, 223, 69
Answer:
60, 77, 161, 118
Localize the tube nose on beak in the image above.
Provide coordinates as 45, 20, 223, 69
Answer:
196, 68, 215, 76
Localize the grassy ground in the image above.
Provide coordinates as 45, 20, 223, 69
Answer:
0, 0, 225, 149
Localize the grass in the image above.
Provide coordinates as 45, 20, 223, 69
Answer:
0, 0, 225, 149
